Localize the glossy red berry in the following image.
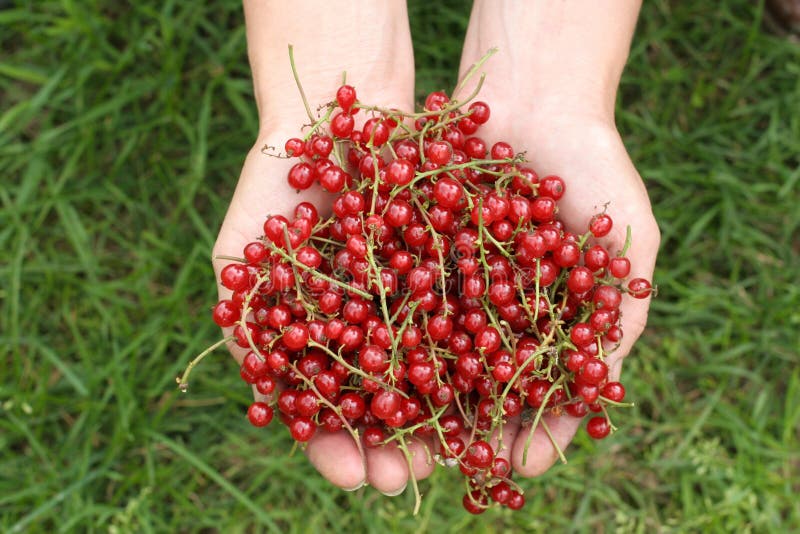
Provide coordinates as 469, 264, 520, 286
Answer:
247, 402, 274, 427
589, 213, 613, 237
628, 277, 653, 298
336, 85, 357, 111
586, 416, 611, 439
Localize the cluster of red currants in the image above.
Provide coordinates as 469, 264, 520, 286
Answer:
203, 84, 653, 514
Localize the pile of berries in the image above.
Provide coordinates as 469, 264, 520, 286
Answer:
188, 82, 653, 514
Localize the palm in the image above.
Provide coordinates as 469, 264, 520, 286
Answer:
212, 112, 438, 494
473, 110, 660, 475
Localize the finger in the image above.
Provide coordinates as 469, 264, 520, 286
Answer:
365, 440, 409, 496
305, 430, 367, 491
487, 418, 520, 469
511, 413, 582, 478
406, 435, 437, 482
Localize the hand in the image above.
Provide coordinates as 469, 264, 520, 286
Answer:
212, 129, 437, 495
213, 0, 433, 493
462, 102, 660, 475
452, 0, 657, 478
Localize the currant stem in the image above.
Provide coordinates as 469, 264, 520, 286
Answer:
396, 434, 423, 516
176, 336, 236, 392
266, 241, 373, 300
287, 44, 314, 123
454, 47, 498, 97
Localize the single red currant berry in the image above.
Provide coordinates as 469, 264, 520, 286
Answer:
462, 490, 488, 515
602, 381, 626, 402
609, 257, 631, 279
538, 175, 565, 200
490, 481, 512, 504
288, 163, 316, 190
255, 375, 276, 396
336, 84, 357, 111
311, 136, 334, 158
243, 241, 269, 265
465, 440, 494, 469
284, 138, 304, 157
318, 165, 348, 193
212, 299, 240, 327
589, 213, 613, 237
586, 416, 611, 439
564, 350, 589, 373
605, 324, 623, 343
584, 245, 611, 272
570, 322, 596, 347
433, 176, 463, 209
431, 383, 455, 407
370, 390, 402, 420
282, 323, 309, 351
362, 426, 385, 448
385, 158, 416, 186
289, 416, 316, 442
247, 402, 274, 427
425, 140, 453, 165
580, 358, 609, 385
491, 457, 511, 478
330, 111, 355, 138
468, 101, 491, 124
553, 241, 581, 268
339, 392, 367, 420
220, 263, 250, 292
593, 285, 623, 309
506, 491, 525, 510
490, 141, 514, 160
628, 278, 653, 298
565, 400, 590, 418
530, 196, 556, 222
567, 266, 595, 294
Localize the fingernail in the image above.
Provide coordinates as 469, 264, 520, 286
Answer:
343, 480, 366, 492
380, 484, 407, 497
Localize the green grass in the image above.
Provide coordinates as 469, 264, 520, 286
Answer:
2, 0, 799, 532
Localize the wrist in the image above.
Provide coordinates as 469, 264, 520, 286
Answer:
460, 0, 641, 125
244, 1, 414, 135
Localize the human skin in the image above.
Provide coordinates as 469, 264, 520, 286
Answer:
213, 0, 659, 496
456, 0, 660, 476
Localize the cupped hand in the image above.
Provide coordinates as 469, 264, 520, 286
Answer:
470, 105, 660, 476
212, 131, 436, 495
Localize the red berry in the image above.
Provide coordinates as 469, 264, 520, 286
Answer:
490, 141, 514, 160
330, 112, 355, 138
468, 101, 490, 124
538, 175, 565, 200
586, 416, 611, 439
567, 266, 595, 294
336, 84, 357, 111
212, 299, 240, 327
284, 137, 304, 157
288, 162, 315, 190
282, 323, 309, 351
247, 402, 274, 427
462, 490, 488, 515
589, 213, 613, 237
609, 257, 632, 279
628, 277, 653, 298
424, 91, 449, 111
506, 491, 525, 510
289, 416, 316, 442
602, 381, 626, 402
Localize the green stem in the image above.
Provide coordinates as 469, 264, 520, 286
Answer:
176, 336, 235, 392
288, 44, 314, 123
266, 242, 373, 300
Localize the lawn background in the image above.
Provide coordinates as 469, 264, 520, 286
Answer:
2, 0, 799, 532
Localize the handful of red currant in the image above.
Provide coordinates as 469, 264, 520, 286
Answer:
181, 75, 653, 514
